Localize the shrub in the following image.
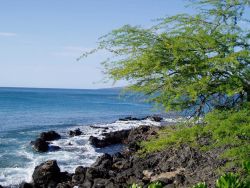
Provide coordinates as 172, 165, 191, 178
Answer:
215, 173, 245, 188
192, 182, 207, 188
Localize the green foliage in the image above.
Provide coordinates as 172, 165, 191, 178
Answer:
129, 182, 162, 188
82, 0, 250, 116
215, 173, 246, 188
242, 161, 250, 174
140, 104, 250, 169
148, 182, 163, 188
193, 171, 250, 188
129, 183, 142, 188
192, 182, 208, 188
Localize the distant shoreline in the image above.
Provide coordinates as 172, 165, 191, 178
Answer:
0, 86, 125, 91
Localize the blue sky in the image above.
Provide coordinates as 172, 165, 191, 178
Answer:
0, 0, 202, 88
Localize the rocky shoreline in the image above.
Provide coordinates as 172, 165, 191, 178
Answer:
1, 116, 223, 188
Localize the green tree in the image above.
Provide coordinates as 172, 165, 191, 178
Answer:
81, 0, 250, 116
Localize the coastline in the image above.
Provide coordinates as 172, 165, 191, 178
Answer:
0, 114, 236, 188
1, 115, 179, 188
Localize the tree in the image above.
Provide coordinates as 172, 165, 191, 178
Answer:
81, 0, 250, 116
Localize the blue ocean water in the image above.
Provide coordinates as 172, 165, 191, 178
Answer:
0, 87, 162, 186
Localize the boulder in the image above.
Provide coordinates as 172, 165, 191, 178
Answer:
148, 115, 163, 122
92, 154, 113, 169
85, 167, 109, 180
31, 138, 49, 152
72, 166, 88, 185
89, 129, 130, 148
69, 128, 82, 137
40, 131, 61, 141
32, 160, 61, 188
75, 166, 88, 175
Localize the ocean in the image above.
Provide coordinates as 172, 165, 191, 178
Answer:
0, 87, 171, 186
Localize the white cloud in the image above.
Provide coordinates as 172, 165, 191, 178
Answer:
0, 32, 17, 37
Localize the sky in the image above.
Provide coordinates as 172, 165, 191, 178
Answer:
0, 0, 197, 89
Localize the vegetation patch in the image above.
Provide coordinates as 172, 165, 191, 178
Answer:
139, 103, 250, 171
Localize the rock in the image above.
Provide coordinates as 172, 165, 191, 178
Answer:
49, 145, 61, 151
174, 174, 185, 186
112, 152, 124, 163
31, 139, 61, 152
112, 160, 130, 170
150, 168, 185, 182
75, 166, 87, 175
148, 115, 163, 122
92, 154, 113, 169
89, 129, 130, 148
127, 126, 159, 151
118, 116, 142, 121
56, 182, 72, 188
92, 178, 112, 188
85, 167, 109, 180
25, 123, 223, 188
32, 160, 61, 188
78, 179, 93, 188
89, 136, 105, 148
40, 131, 61, 141
31, 138, 49, 152
50, 145, 61, 151
90, 125, 109, 130
69, 128, 82, 137
72, 166, 87, 185
19, 182, 33, 188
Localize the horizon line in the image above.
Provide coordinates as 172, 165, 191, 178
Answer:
0, 86, 126, 90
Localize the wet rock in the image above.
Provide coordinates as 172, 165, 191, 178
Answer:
69, 128, 82, 137
148, 115, 163, 122
31, 138, 49, 152
19, 182, 33, 188
119, 116, 142, 121
40, 131, 61, 141
89, 129, 130, 147
89, 136, 105, 148
32, 160, 61, 188
90, 125, 109, 130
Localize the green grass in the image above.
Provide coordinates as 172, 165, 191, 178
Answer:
139, 103, 250, 170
